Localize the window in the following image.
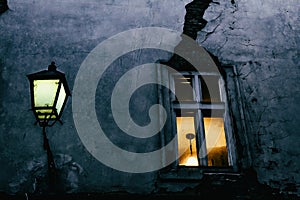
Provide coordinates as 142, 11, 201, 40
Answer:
169, 71, 236, 169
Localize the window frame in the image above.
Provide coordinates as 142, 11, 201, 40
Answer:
164, 70, 238, 173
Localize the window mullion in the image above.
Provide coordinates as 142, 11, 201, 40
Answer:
219, 76, 225, 102
172, 109, 180, 167
197, 110, 208, 166
194, 75, 201, 102
170, 74, 176, 102
224, 100, 238, 169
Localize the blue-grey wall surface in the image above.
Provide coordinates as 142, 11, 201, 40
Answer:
0, 0, 299, 198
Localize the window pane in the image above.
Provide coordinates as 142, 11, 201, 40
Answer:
203, 117, 229, 167
174, 75, 194, 101
200, 76, 221, 103
176, 116, 199, 166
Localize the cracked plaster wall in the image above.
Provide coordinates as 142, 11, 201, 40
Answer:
198, 0, 300, 195
0, 0, 299, 197
0, 0, 188, 195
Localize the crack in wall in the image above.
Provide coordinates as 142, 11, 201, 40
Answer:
183, 0, 212, 40
163, 0, 215, 70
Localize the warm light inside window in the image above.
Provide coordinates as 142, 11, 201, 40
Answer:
176, 116, 199, 166
185, 156, 199, 166
33, 79, 59, 107
204, 117, 229, 167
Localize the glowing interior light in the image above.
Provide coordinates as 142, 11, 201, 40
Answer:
176, 117, 199, 166
185, 156, 198, 166
204, 117, 229, 167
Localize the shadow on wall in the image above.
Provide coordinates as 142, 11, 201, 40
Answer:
8, 154, 85, 195
0, 0, 8, 14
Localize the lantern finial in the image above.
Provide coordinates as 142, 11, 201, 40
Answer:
48, 61, 57, 71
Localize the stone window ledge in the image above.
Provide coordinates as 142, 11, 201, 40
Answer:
158, 167, 239, 181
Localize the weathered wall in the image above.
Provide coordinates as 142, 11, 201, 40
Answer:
198, 0, 300, 195
0, 0, 187, 195
0, 0, 299, 197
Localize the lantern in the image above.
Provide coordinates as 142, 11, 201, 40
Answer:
27, 62, 71, 127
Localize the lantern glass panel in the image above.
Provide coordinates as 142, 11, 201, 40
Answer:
56, 84, 67, 115
33, 79, 59, 107
36, 109, 56, 119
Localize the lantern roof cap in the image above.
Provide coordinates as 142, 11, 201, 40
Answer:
27, 62, 71, 96
48, 61, 57, 71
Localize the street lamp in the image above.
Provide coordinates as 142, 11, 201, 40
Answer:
27, 61, 71, 191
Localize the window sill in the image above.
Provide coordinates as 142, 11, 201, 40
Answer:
158, 166, 237, 181
159, 167, 204, 181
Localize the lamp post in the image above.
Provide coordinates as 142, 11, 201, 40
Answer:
27, 61, 71, 192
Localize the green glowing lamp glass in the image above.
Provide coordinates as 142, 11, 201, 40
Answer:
27, 62, 71, 127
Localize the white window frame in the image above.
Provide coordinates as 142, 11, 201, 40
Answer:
165, 70, 237, 171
